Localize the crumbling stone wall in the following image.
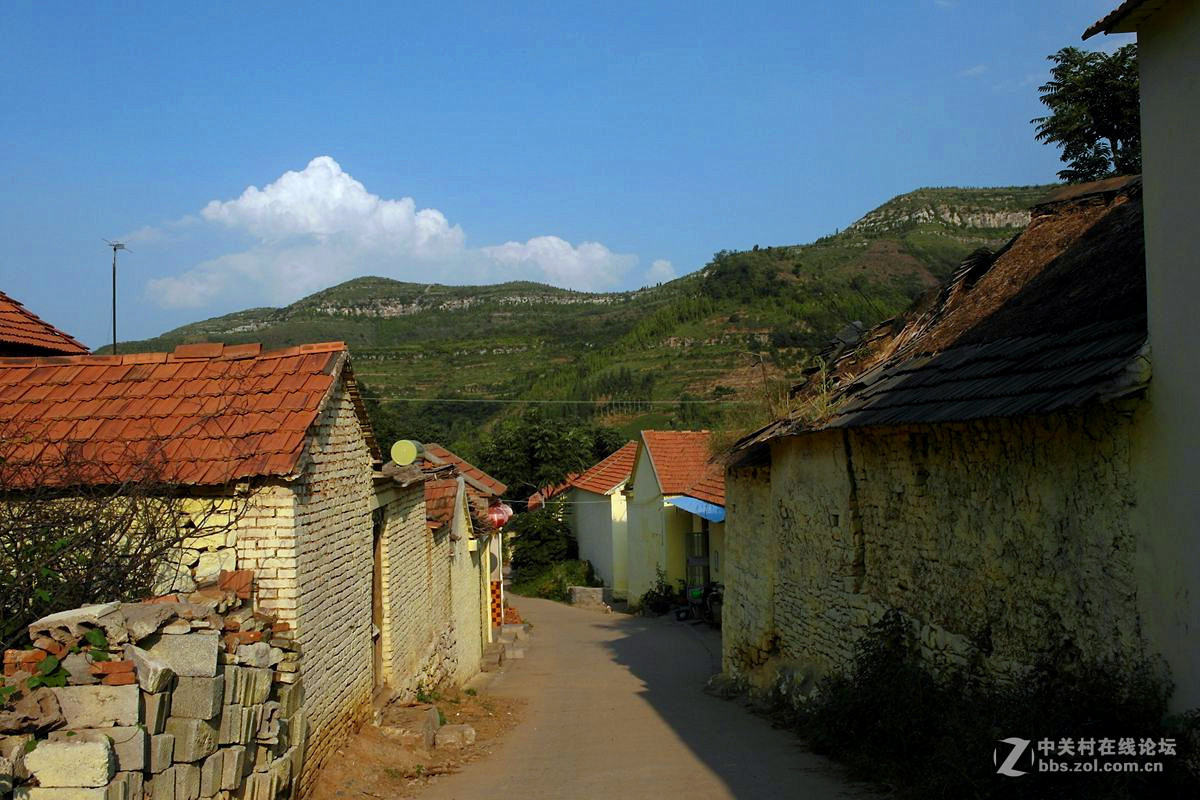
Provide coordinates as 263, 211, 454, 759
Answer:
723, 404, 1148, 686
2, 587, 305, 800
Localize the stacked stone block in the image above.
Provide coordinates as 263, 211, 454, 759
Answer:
1, 578, 305, 800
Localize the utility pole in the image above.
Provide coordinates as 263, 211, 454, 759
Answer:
104, 240, 128, 354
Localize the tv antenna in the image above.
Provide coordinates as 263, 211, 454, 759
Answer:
103, 239, 130, 354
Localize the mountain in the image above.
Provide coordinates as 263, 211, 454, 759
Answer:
112, 184, 1055, 454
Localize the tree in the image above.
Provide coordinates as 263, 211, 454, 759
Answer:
0, 428, 245, 650
476, 408, 624, 499
1032, 44, 1140, 183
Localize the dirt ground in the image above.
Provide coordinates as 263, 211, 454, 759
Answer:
308, 687, 526, 800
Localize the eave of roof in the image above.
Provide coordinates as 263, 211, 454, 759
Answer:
0, 291, 90, 355
570, 441, 638, 496
0, 341, 377, 488
1083, 0, 1165, 38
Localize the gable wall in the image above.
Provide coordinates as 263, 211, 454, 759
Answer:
626, 446, 666, 602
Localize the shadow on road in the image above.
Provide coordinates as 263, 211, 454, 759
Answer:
593, 611, 866, 799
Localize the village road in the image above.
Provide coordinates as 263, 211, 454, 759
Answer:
420, 596, 872, 800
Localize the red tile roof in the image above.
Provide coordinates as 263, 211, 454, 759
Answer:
571, 441, 637, 496
1083, 0, 1159, 38
416, 444, 506, 533
0, 341, 376, 487
639, 430, 725, 506
422, 443, 507, 497
0, 291, 89, 356
424, 476, 460, 532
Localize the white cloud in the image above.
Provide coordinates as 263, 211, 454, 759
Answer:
481, 237, 636, 292
960, 64, 987, 78
145, 156, 639, 308
646, 259, 675, 284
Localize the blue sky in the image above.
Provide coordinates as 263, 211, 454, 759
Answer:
0, 1, 1131, 348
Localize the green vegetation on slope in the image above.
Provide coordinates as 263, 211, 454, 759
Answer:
112, 184, 1055, 460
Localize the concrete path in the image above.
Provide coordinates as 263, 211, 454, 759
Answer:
421, 596, 871, 800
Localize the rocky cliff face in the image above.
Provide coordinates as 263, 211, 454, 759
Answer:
849, 204, 1031, 236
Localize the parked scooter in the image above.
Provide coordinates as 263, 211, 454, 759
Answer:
677, 581, 724, 628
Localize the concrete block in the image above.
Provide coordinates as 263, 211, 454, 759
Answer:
220, 668, 270, 706
14, 788, 108, 800
126, 646, 174, 693
25, 739, 114, 787
118, 605, 181, 643
232, 644, 270, 669
27, 604, 123, 646
219, 747, 245, 791
433, 724, 476, 749
199, 752, 222, 797
171, 677, 224, 720
149, 735, 174, 773
141, 692, 171, 734
0, 734, 34, 780
48, 727, 146, 772
174, 763, 200, 800
149, 770, 174, 800
142, 633, 218, 679
51, 686, 139, 729
164, 719, 218, 762
109, 773, 142, 800
62, 653, 99, 686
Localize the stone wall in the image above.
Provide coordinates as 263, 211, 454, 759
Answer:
2, 588, 305, 800
723, 404, 1149, 688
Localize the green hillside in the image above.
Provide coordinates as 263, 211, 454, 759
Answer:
112, 184, 1054, 455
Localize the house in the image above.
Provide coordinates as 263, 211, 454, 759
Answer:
414, 442, 509, 649
1084, 0, 1200, 712
721, 176, 1193, 703
0, 290, 89, 356
0, 338, 501, 793
565, 441, 637, 599
625, 431, 726, 604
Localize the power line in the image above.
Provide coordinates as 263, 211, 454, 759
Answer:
364, 396, 758, 405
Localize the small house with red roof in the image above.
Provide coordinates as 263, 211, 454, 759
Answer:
625, 431, 726, 603
565, 441, 637, 599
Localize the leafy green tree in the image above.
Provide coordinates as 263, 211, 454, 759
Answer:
1032, 44, 1140, 182
476, 408, 623, 499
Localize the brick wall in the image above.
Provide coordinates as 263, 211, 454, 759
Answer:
377, 482, 459, 696
723, 404, 1150, 692
284, 382, 376, 795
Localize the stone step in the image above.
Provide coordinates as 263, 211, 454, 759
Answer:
500, 624, 530, 641
504, 645, 525, 660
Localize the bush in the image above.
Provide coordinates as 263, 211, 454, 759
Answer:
634, 568, 678, 615
509, 560, 598, 602
790, 610, 1199, 799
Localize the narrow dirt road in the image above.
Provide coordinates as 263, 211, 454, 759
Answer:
421, 596, 871, 800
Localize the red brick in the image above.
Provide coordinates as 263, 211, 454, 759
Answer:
101, 672, 137, 686
32, 637, 69, 659
218, 569, 254, 600
89, 659, 134, 675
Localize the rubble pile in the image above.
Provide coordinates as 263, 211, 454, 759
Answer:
0, 570, 305, 800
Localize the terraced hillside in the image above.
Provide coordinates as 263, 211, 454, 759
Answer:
114, 184, 1054, 454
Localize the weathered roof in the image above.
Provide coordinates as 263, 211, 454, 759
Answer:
421, 443, 507, 497
571, 441, 638, 496
1083, 0, 1165, 38
0, 291, 89, 356
0, 341, 380, 487
638, 431, 726, 506
737, 177, 1148, 449
416, 444, 505, 534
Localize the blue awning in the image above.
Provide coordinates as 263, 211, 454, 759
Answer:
665, 495, 725, 523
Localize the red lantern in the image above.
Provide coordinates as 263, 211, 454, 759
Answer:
487, 502, 513, 530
